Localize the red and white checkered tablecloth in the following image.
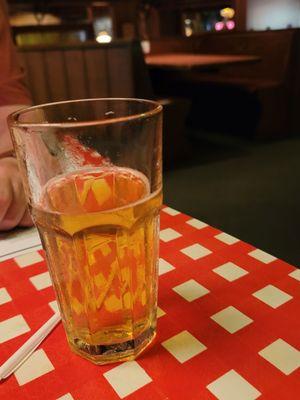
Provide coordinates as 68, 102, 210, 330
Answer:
0, 206, 299, 399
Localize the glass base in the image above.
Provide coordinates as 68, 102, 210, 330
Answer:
68, 327, 156, 365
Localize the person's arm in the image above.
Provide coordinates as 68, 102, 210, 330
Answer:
0, 0, 33, 230
0, 0, 31, 155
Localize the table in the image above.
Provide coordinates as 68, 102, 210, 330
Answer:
0, 207, 299, 399
145, 53, 260, 70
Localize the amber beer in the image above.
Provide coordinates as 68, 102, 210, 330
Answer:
32, 167, 162, 363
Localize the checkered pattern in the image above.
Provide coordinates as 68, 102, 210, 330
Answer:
0, 206, 299, 399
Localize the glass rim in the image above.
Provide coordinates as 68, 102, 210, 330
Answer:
8, 97, 163, 129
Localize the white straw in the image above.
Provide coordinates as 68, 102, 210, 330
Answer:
0, 312, 61, 380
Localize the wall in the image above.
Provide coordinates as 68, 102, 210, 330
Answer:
113, 0, 139, 38
247, 0, 300, 30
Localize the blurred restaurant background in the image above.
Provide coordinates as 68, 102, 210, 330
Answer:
6, 0, 300, 265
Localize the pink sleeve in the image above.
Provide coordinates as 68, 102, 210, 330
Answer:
0, 0, 31, 106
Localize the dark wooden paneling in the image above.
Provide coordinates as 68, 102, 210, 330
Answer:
22, 51, 50, 104
234, 0, 247, 31
44, 51, 69, 102
18, 41, 153, 104
84, 49, 109, 98
132, 43, 154, 99
64, 50, 89, 100
107, 47, 134, 97
159, 0, 230, 9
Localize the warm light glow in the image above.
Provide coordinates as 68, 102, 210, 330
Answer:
96, 31, 112, 43
141, 40, 151, 54
226, 20, 235, 30
220, 7, 235, 19
185, 26, 193, 37
185, 19, 192, 25
215, 21, 225, 31
9, 12, 61, 26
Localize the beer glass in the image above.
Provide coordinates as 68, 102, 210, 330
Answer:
9, 98, 162, 364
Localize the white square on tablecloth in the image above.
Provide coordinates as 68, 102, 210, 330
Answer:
49, 300, 59, 313
259, 339, 300, 375
288, 269, 300, 281
207, 369, 261, 400
159, 258, 175, 275
157, 307, 166, 318
211, 306, 253, 334
252, 285, 292, 309
0, 287, 12, 305
161, 330, 207, 363
213, 262, 248, 282
173, 279, 210, 302
14, 349, 54, 386
30, 271, 52, 291
214, 232, 239, 245
248, 249, 277, 264
162, 207, 180, 216
57, 394, 74, 400
0, 314, 30, 343
14, 251, 44, 268
180, 243, 212, 260
160, 228, 182, 242
186, 218, 208, 229
103, 361, 152, 399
